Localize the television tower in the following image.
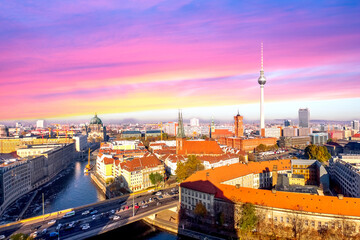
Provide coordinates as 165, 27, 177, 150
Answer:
258, 42, 266, 137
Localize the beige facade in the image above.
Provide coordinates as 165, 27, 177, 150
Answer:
0, 138, 74, 153
0, 143, 75, 214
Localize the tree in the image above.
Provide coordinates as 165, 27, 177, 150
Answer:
10, 233, 33, 240
248, 153, 255, 162
255, 144, 267, 152
238, 203, 258, 231
194, 202, 207, 218
304, 144, 331, 162
149, 172, 163, 189
175, 155, 204, 182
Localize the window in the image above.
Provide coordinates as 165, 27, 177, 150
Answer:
286, 218, 289, 223
274, 217, 277, 222
311, 221, 315, 227
318, 222, 321, 229
305, 220, 308, 226
280, 217, 283, 222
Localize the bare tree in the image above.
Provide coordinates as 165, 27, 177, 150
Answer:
287, 207, 306, 240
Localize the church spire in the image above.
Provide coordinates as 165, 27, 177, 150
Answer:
176, 110, 185, 139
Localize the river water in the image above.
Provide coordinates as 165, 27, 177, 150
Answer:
1, 160, 178, 239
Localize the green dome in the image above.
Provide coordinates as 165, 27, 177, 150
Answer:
90, 113, 103, 125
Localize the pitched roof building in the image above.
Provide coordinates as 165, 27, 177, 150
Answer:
180, 159, 360, 234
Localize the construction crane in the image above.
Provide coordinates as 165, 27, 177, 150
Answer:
145, 122, 163, 141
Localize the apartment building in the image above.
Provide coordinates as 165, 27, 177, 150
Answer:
329, 155, 360, 198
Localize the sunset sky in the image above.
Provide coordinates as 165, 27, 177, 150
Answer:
1, 0, 360, 122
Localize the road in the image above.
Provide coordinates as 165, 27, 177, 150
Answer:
0, 187, 179, 239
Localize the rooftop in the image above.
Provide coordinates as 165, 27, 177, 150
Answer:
181, 159, 360, 217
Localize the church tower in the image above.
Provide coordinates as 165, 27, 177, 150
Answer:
176, 110, 186, 154
234, 111, 244, 138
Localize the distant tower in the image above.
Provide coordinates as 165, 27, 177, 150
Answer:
210, 116, 215, 139
258, 43, 266, 137
298, 108, 310, 128
234, 111, 244, 138
176, 110, 186, 154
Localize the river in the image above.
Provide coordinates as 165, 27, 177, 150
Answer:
1, 160, 179, 239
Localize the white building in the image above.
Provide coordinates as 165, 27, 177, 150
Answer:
264, 128, 281, 138
352, 120, 359, 132
36, 120, 45, 128
329, 155, 360, 198
73, 135, 88, 152
190, 118, 200, 127
310, 133, 328, 145
163, 122, 177, 136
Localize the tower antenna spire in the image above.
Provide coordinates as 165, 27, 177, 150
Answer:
261, 42, 264, 71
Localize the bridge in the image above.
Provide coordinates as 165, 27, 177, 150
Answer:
0, 187, 179, 239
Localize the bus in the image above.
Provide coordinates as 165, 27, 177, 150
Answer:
63, 211, 75, 218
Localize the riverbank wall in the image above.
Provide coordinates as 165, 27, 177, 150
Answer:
90, 172, 112, 198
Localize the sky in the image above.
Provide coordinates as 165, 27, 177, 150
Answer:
1, 0, 360, 122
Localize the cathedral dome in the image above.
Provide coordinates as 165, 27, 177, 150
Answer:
90, 114, 103, 125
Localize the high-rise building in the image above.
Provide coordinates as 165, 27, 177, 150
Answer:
258, 43, 266, 136
234, 112, 244, 138
190, 118, 199, 127
36, 120, 45, 128
284, 119, 292, 127
298, 108, 310, 128
352, 120, 359, 132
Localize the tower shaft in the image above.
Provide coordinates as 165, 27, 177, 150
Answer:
260, 85, 265, 130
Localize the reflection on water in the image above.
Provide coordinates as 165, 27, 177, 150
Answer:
87, 220, 184, 240
44, 160, 106, 213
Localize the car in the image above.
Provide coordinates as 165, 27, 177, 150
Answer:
31, 232, 38, 238
48, 219, 56, 225
155, 191, 162, 196
0, 235, 5, 240
141, 200, 145, 205
49, 232, 58, 237
111, 209, 115, 214
82, 210, 90, 215
90, 210, 98, 215
149, 198, 153, 202
134, 205, 140, 209
81, 224, 90, 230
56, 224, 62, 230
92, 215, 96, 220
31, 225, 40, 231
42, 228, 48, 234
113, 215, 120, 220
142, 204, 148, 208
158, 195, 163, 199
125, 206, 129, 210
157, 202, 162, 206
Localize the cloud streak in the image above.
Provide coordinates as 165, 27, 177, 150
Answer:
0, 0, 359, 120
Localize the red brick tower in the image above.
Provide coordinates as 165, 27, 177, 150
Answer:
234, 111, 244, 138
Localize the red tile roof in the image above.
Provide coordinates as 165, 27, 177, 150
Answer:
178, 140, 224, 155
181, 159, 360, 217
120, 155, 162, 172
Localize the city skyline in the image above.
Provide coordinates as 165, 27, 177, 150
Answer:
1, 0, 360, 121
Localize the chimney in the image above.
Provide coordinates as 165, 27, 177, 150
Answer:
272, 188, 276, 194
337, 194, 344, 200
236, 184, 240, 189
